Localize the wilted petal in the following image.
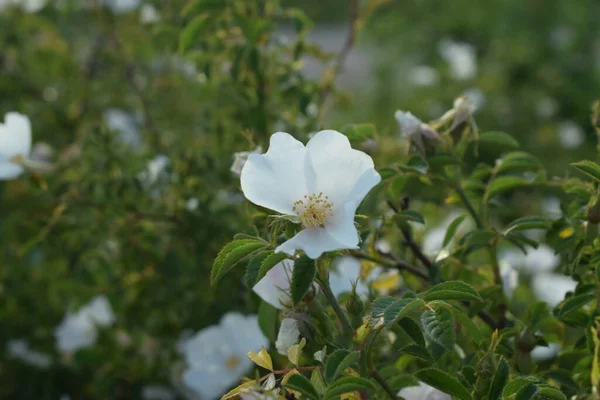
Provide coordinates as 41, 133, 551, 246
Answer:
275, 318, 300, 355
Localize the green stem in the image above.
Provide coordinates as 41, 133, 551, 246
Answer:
454, 184, 484, 229
309, 298, 334, 341
318, 277, 354, 338
372, 370, 397, 400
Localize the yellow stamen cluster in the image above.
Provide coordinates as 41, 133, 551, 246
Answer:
225, 355, 241, 370
293, 192, 333, 228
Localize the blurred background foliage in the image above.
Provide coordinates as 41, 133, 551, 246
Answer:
0, 0, 599, 398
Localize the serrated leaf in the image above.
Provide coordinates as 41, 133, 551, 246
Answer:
502, 377, 540, 396
179, 14, 210, 53
311, 369, 326, 394
433, 302, 483, 343
399, 317, 426, 347
291, 256, 316, 304
479, 131, 519, 149
485, 177, 529, 202
572, 160, 600, 181
388, 175, 408, 200
369, 296, 396, 326
247, 346, 273, 371
488, 357, 509, 400
325, 377, 376, 399
538, 386, 567, 400
400, 344, 433, 362
415, 368, 472, 399
496, 152, 542, 174
211, 240, 267, 285
421, 308, 455, 351
245, 251, 270, 288
325, 349, 350, 383
383, 298, 426, 327
515, 384, 540, 400
555, 293, 594, 319
331, 352, 359, 383
504, 216, 551, 235
421, 281, 483, 302
285, 374, 320, 400
257, 252, 289, 283
443, 214, 467, 247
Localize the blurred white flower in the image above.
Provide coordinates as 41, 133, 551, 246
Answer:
7, 339, 52, 369
241, 131, 381, 259
103, 0, 140, 13
531, 342, 561, 361
438, 39, 477, 81
557, 121, 585, 149
422, 227, 446, 258
181, 312, 269, 400
395, 111, 439, 153
541, 197, 562, 219
500, 244, 560, 275
329, 256, 370, 298
30, 142, 54, 164
536, 97, 558, 119
185, 198, 199, 211
499, 261, 519, 299
140, 4, 160, 23
0, 112, 32, 180
104, 109, 141, 147
142, 385, 176, 400
440, 95, 478, 130
275, 318, 300, 355
54, 295, 115, 353
462, 88, 485, 110
408, 65, 439, 87
253, 260, 294, 310
139, 154, 170, 185
397, 381, 451, 400
231, 146, 262, 176
550, 26, 574, 50
375, 239, 391, 254
0, 0, 45, 12
531, 273, 577, 307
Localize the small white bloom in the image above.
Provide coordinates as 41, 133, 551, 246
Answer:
54, 295, 115, 353
395, 111, 425, 137
500, 245, 560, 275
557, 121, 585, 149
139, 154, 170, 185
231, 146, 262, 176
103, 0, 140, 13
181, 312, 269, 400
375, 239, 391, 254
329, 256, 370, 298
7, 339, 52, 369
397, 381, 451, 400
104, 109, 141, 147
408, 65, 439, 87
253, 260, 294, 310
531, 343, 560, 361
30, 142, 54, 164
0, 112, 32, 180
275, 318, 300, 355
438, 39, 477, 81
140, 4, 160, 24
499, 261, 519, 299
532, 273, 577, 307
142, 385, 176, 400
185, 198, 199, 211
541, 197, 562, 219
0, 0, 45, 12
241, 131, 381, 259
536, 97, 558, 119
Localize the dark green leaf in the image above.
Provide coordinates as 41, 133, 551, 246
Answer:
572, 160, 600, 181
555, 293, 593, 319
479, 131, 519, 149
395, 210, 425, 224
421, 308, 455, 351
291, 255, 316, 304
415, 368, 472, 399
383, 298, 426, 327
257, 252, 289, 283
422, 281, 483, 302
399, 317, 426, 347
388, 175, 408, 200
485, 177, 530, 202
257, 301, 277, 342
378, 168, 398, 180
211, 240, 267, 285
443, 214, 467, 247
340, 123, 377, 142
496, 151, 542, 174
325, 349, 350, 383
401, 344, 433, 362
538, 386, 567, 400
428, 153, 463, 169
244, 251, 270, 288
179, 14, 210, 54
515, 384, 540, 400
488, 357, 509, 400
330, 352, 359, 383
504, 216, 551, 235
325, 377, 376, 399
286, 374, 320, 400
502, 377, 540, 396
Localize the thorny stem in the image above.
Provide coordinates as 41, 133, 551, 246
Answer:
318, 276, 354, 338
372, 370, 398, 400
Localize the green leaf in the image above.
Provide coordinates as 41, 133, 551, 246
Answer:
488, 357, 509, 400
311, 369, 326, 395
395, 210, 425, 224
388, 175, 408, 200
257, 252, 289, 283
572, 160, 600, 181
328, 351, 359, 383
421, 308, 455, 351
502, 377, 540, 397
443, 214, 467, 247
383, 298, 426, 327
324, 377, 376, 399
485, 176, 530, 202
496, 152, 542, 174
433, 302, 483, 343
555, 293, 593, 319
428, 153, 463, 169
401, 344, 433, 362
398, 317, 426, 347
325, 349, 350, 383
181, 0, 224, 17
378, 168, 398, 180
538, 386, 567, 400
286, 374, 320, 400
421, 281, 483, 302
504, 216, 551, 235
479, 131, 519, 149
515, 384, 540, 400
340, 123, 377, 142
244, 251, 270, 288
291, 255, 316, 304
211, 240, 267, 285
179, 14, 210, 54
369, 296, 396, 325
415, 368, 472, 399
257, 301, 277, 342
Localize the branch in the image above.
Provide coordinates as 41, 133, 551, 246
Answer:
387, 199, 433, 270
350, 251, 429, 280
372, 370, 398, 400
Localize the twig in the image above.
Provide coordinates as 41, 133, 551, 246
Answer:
273, 366, 319, 375
317, 0, 360, 123
388, 199, 433, 270
350, 251, 429, 280
372, 370, 398, 400
453, 184, 483, 229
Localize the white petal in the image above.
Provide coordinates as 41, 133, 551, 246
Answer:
329, 257, 367, 298
0, 163, 24, 180
182, 369, 225, 400
0, 112, 31, 179
276, 227, 352, 259
397, 381, 451, 400
220, 312, 269, 356
531, 273, 577, 307
394, 111, 422, 136
275, 318, 300, 355
241, 132, 308, 215
253, 261, 294, 310
81, 295, 115, 327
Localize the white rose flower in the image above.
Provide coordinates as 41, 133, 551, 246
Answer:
140, 4, 160, 24
253, 260, 294, 310
241, 131, 381, 259
275, 318, 300, 355
104, 109, 141, 147
103, 0, 140, 13
438, 39, 477, 81
398, 381, 451, 400
531, 273, 577, 307
499, 261, 519, 299
0, 0, 45, 12
181, 312, 269, 400
394, 111, 440, 154
7, 339, 52, 369
0, 112, 32, 180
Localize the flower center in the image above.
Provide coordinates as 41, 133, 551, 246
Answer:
293, 192, 333, 228
225, 355, 241, 370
